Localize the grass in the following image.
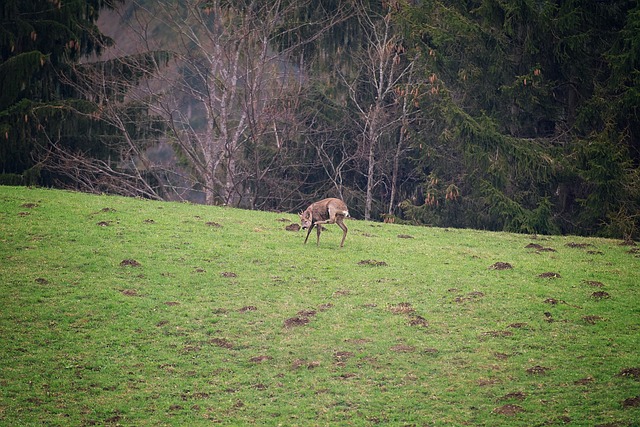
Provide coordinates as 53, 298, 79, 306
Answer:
0, 185, 639, 426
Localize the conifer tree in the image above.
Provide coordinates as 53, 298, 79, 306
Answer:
0, 0, 114, 184
399, 0, 639, 238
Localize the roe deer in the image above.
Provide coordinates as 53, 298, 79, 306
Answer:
299, 198, 349, 247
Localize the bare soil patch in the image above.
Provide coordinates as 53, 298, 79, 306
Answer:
408, 315, 429, 327
390, 344, 416, 353
508, 322, 528, 329
566, 242, 592, 249
334, 351, 354, 362
120, 259, 141, 267
493, 404, 524, 416
333, 290, 351, 297
358, 259, 388, 267
574, 377, 594, 385
525, 243, 556, 252
591, 291, 611, 300
489, 262, 512, 270
454, 291, 484, 303
584, 280, 605, 287
538, 272, 561, 278
181, 345, 201, 353
292, 359, 320, 369
297, 309, 316, 317
582, 315, 604, 325
480, 330, 513, 339
221, 271, 237, 278
526, 365, 550, 375
389, 302, 414, 315
617, 367, 640, 380
249, 355, 273, 363
497, 391, 527, 402
284, 316, 310, 328
209, 338, 233, 349
622, 396, 640, 408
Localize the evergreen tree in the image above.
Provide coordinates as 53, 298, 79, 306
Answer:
0, 0, 114, 184
399, 0, 639, 238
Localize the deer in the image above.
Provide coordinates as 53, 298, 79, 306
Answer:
299, 198, 349, 247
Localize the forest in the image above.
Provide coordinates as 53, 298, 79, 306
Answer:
1, 0, 639, 239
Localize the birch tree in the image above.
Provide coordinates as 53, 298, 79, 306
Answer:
42, 0, 347, 206
344, 1, 418, 220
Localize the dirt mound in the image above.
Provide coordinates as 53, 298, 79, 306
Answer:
493, 404, 524, 416
526, 365, 550, 375
358, 259, 387, 266
538, 272, 561, 278
617, 367, 640, 380
489, 262, 512, 270
284, 316, 310, 328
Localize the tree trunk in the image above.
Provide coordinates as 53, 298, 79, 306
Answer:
388, 125, 405, 215
365, 135, 376, 221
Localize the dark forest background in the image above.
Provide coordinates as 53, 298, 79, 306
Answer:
2, 0, 639, 239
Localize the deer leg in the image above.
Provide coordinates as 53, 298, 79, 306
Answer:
304, 223, 315, 244
315, 223, 322, 245
336, 216, 348, 247
313, 218, 335, 225
315, 209, 338, 226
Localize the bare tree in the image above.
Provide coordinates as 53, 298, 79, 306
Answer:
36, 49, 174, 199
40, 0, 348, 206
343, 2, 419, 220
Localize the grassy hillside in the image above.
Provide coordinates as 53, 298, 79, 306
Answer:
1, 186, 638, 426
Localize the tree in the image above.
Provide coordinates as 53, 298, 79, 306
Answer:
398, 0, 639, 237
0, 0, 115, 184
47, 0, 350, 207
343, 1, 419, 220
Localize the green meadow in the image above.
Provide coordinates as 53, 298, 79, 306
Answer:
1, 186, 638, 426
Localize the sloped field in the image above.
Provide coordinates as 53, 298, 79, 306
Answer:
1, 186, 638, 426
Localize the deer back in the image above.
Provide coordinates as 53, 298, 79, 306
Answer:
313, 198, 348, 220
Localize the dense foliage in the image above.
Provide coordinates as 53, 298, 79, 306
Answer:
1, 0, 638, 239
0, 0, 116, 184
398, 0, 639, 239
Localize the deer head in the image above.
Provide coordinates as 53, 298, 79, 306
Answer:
299, 209, 313, 230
